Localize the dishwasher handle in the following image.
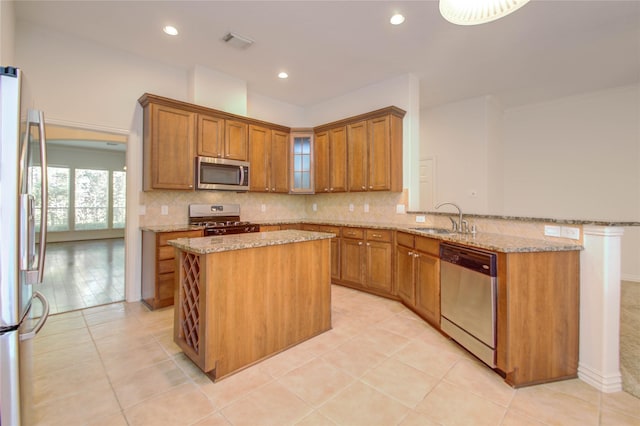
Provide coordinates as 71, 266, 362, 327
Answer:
440, 243, 497, 277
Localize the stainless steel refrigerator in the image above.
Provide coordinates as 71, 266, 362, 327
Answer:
0, 66, 50, 426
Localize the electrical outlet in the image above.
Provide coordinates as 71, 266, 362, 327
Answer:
312, 203, 317, 212
364, 203, 369, 213
561, 226, 580, 240
544, 225, 561, 237
261, 204, 266, 212
416, 215, 426, 223
139, 205, 146, 215
396, 204, 405, 214
161, 205, 168, 215
348, 203, 354, 212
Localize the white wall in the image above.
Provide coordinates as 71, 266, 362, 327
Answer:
15, 22, 189, 131
503, 85, 640, 281
0, 0, 15, 65
247, 92, 307, 127
503, 85, 639, 221
422, 85, 640, 280
421, 96, 494, 213
305, 73, 421, 209
189, 66, 247, 115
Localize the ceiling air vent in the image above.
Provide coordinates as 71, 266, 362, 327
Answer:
222, 32, 254, 49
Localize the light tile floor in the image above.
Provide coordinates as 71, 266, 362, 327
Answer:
34, 239, 125, 314
30, 285, 640, 426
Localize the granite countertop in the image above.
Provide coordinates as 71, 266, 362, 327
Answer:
400, 230, 582, 253
167, 230, 335, 255
140, 224, 204, 233
407, 212, 640, 227
256, 220, 583, 253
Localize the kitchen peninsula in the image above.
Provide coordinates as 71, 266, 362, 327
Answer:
167, 230, 333, 380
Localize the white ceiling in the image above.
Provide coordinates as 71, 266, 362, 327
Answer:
14, 0, 640, 109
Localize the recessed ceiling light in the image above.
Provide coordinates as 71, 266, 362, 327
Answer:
390, 14, 405, 25
163, 25, 178, 36
278, 72, 289, 79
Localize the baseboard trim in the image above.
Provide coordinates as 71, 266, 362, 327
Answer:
578, 363, 623, 393
621, 274, 640, 283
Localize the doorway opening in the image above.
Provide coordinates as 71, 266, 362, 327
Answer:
32, 124, 127, 314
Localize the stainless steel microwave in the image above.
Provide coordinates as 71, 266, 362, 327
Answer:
196, 157, 250, 191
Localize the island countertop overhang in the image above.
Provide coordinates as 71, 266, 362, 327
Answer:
167, 229, 335, 254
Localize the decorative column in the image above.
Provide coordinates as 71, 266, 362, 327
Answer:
578, 225, 624, 392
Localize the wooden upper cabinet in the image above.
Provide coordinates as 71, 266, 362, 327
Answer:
248, 124, 289, 193
271, 130, 290, 192
347, 120, 367, 192
329, 127, 348, 192
368, 115, 394, 191
198, 115, 247, 161
248, 124, 270, 192
314, 106, 405, 194
224, 119, 248, 161
314, 130, 330, 193
314, 127, 347, 193
142, 102, 196, 191
197, 114, 224, 158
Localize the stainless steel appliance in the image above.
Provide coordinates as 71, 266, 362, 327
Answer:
188, 204, 259, 236
196, 157, 249, 191
440, 243, 497, 367
1, 66, 50, 426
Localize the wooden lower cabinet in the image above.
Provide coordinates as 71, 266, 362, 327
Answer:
496, 250, 580, 387
302, 224, 341, 281
414, 251, 440, 326
141, 229, 203, 309
260, 225, 281, 232
173, 238, 332, 380
339, 227, 394, 296
395, 232, 440, 327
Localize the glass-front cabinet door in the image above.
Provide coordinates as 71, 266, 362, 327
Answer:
290, 131, 314, 194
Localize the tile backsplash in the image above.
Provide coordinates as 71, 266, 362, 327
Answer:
139, 190, 582, 244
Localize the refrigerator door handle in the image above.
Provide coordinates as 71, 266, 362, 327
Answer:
19, 291, 50, 341
36, 110, 48, 284
19, 109, 48, 284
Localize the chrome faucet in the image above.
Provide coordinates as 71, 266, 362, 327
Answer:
435, 202, 464, 233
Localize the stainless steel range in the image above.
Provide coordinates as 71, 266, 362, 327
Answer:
188, 204, 259, 236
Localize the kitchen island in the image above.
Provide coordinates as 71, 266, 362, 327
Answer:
167, 230, 333, 381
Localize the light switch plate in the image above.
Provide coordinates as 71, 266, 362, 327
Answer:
396, 204, 405, 214
261, 204, 266, 212
416, 215, 426, 223
561, 226, 580, 240
348, 203, 354, 212
544, 225, 561, 237
364, 203, 369, 213
312, 203, 317, 212
161, 205, 168, 215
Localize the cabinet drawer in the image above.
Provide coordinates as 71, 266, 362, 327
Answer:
415, 236, 439, 256
342, 227, 364, 239
396, 231, 415, 248
317, 225, 340, 235
366, 229, 392, 242
158, 259, 175, 274
158, 230, 202, 246
158, 245, 176, 261
158, 273, 175, 301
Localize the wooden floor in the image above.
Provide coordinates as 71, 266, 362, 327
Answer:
33, 238, 125, 314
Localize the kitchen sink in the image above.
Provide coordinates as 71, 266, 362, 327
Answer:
411, 227, 456, 235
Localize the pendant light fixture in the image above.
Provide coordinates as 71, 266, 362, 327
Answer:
439, 0, 530, 25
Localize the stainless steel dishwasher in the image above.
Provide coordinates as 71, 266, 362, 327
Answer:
440, 243, 497, 367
